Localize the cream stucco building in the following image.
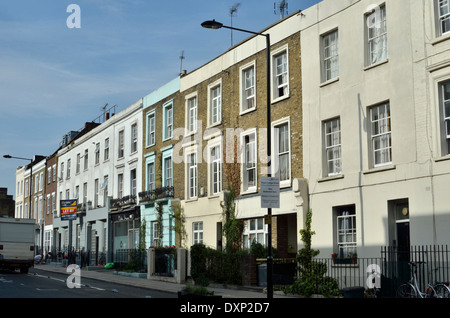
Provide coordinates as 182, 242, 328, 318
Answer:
301, 0, 450, 258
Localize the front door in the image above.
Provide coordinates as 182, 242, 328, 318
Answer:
397, 221, 410, 261
396, 202, 410, 284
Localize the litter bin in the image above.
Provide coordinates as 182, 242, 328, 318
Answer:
342, 286, 365, 298
258, 264, 267, 287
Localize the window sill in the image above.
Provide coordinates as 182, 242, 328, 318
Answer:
241, 188, 257, 196
318, 174, 344, 183
185, 197, 198, 203
240, 107, 257, 116
271, 94, 289, 105
364, 59, 388, 71
184, 131, 197, 138
431, 33, 450, 46
207, 121, 222, 130
434, 155, 450, 162
363, 164, 395, 175
320, 77, 339, 88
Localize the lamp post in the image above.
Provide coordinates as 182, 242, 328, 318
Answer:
201, 20, 273, 299
3, 155, 33, 220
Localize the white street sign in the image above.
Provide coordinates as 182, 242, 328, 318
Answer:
261, 177, 280, 208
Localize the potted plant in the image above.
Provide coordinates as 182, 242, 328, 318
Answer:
331, 253, 338, 264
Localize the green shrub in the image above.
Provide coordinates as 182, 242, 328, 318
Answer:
190, 243, 243, 286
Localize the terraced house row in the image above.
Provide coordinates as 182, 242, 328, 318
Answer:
12, 0, 450, 268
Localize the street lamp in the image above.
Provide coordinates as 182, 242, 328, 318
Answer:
201, 20, 274, 299
3, 155, 33, 220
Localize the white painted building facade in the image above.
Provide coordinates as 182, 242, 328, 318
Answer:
55, 100, 143, 261
301, 0, 450, 258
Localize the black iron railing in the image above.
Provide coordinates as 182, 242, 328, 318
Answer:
138, 186, 174, 202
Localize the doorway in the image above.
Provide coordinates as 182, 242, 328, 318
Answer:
395, 202, 410, 261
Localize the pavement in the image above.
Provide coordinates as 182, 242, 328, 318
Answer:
33, 263, 300, 299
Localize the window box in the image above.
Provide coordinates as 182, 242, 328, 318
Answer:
332, 253, 357, 264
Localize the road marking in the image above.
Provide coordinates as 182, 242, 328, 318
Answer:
32, 272, 106, 291
0, 277, 12, 283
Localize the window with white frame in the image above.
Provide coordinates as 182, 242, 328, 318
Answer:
188, 152, 197, 199
94, 179, 99, 207
335, 205, 357, 258
102, 176, 108, 206
118, 130, 124, 158
146, 110, 156, 147
46, 194, 50, 214
272, 46, 289, 100
324, 118, 342, 176
163, 156, 173, 187
76, 154, 80, 174
147, 161, 155, 191
210, 145, 221, 195
118, 173, 123, 199
243, 218, 267, 249
39, 172, 43, 190
322, 30, 339, 82
152, 222, 159, 246
83, 183, 87, 204
193, 222, 203, 244
242, 130, 257, 192
273, 120, 291, 183
163, 101, 173, 140
66, 160, 70, 179
130, 169, 137, 197
104, 138, 109, 161
240, 62, 256, 113
370, 103, 392, 167
131, 123, 138, 153
95, 143, 100, 164
438, 0, 450, 36
84, 149, 88, 170
186, 94, 198, 134
60, 162, 64, 180
366, 5, 387, 66
208, 80, 222, 126
440, 81, 450, 155
38, 197, 43, 220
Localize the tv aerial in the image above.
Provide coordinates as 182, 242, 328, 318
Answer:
274, 0, 288, 19
179, 50, 185, 75
230, 2, 241, 46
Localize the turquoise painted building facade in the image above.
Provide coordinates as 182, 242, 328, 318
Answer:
139, 77, 180, 249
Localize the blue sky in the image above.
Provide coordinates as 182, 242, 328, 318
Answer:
0, 0, 321, 199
